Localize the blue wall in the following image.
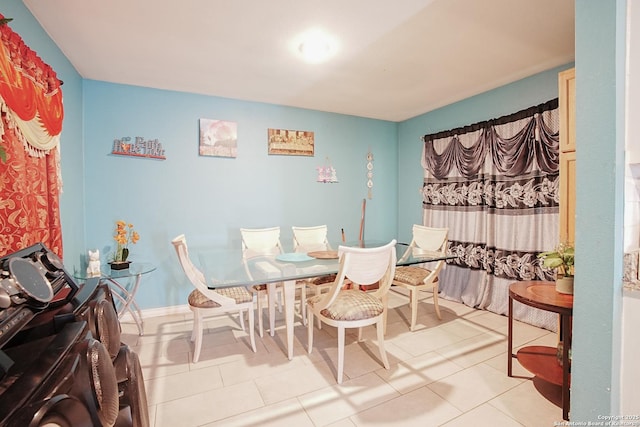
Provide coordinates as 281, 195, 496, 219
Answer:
572, 0, 626, 419
2, 1, 85, 266
82, 81, 398, 309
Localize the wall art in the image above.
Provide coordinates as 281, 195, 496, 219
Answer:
112, 137, 166, 160
267, 128, 314, 156
199, 119, 237, 158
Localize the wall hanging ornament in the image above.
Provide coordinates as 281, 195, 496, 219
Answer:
366, 150, 373, 199
316, 157, 338, 183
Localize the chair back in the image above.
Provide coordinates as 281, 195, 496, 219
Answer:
292, 225, 331, 252
171, 234, 233, 305
398, 225, 448, 280
240, 227, 283, 259
318, 240, 397, 310
412, 224, 448, 252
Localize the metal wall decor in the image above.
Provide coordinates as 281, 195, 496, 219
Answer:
112, 137, 166, 160
366, 150, 373, 199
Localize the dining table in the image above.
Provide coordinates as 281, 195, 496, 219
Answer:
197, 240, 454, 360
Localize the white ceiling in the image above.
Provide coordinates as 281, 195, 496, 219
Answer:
23, 0, 574, 122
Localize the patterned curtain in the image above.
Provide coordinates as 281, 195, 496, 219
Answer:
421, 99, 559, 329
0, 15, 64, 258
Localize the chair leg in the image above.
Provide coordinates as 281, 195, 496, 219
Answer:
300, 285, 307, 326
247, 306, 256, 352
307, 307, 314, 354
382, 294, 388, 335
433, 284, 442, 320
315, 287, 322, 329
410, 288, 419, 331
239, 309, 246, 331
190, 310, 198, 342
277, 289, 283, 313
376, 317, 390, 369
193, 310, 204, 363
337, 326, 345, 384
257, 292, 264, 338
267, 283, 276, 336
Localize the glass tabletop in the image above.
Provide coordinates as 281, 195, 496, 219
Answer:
73, 262, 156, 280
197, 241, 455, 289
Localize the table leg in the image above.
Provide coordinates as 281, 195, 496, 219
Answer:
106, 275, 144, 336
508, 294, 513, 377
561, 313, 571, 420
283, 279, 295, 360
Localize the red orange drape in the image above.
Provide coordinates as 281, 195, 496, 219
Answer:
0, 14, 64, 258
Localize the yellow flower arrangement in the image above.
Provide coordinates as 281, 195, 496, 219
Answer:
113, 220, 139, 262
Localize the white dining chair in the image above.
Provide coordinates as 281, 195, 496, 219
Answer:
307, 240, 397, 384
171, 234, 256, 363
292, 225, 337, 329
240, 226, 307, 337
392, 224, 448, 331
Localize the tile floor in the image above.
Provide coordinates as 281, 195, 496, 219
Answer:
120, 289, 565, 427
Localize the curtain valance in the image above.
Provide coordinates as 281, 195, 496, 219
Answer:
0, 14, 63, 156
422, 99, 559, 180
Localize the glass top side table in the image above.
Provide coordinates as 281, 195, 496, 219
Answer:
74, 262, 156, 336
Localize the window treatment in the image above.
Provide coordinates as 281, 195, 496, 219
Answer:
421, 100, 559, 330
0, 15, 64, 258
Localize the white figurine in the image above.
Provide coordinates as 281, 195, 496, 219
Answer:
86, 249, 101, 277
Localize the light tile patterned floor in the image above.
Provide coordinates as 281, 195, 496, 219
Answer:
120, 290, 565, 427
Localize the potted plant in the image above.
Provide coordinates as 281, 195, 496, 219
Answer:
111, 220, 140, 270
538, 242, 574, 294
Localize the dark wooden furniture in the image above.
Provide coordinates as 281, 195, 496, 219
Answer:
508, 281, 573, 420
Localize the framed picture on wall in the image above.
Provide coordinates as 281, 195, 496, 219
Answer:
267, 128, 314, 156
199, 119, 237, 158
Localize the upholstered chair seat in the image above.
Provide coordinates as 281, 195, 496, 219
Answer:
393, 267, 438, 287
307, 289, 384, 321
188, 286, 253, 309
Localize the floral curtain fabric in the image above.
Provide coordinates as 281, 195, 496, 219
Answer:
0, 15, 64, 257
421, 99, 559, 329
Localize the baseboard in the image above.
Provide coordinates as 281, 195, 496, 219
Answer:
118, 304, 191, 323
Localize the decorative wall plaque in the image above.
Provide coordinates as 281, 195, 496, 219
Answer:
112, 137, 166, 160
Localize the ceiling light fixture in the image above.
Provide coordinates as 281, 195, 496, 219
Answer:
295, 29, 337, 64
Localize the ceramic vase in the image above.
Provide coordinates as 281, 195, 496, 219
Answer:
556, 276, 574, 294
